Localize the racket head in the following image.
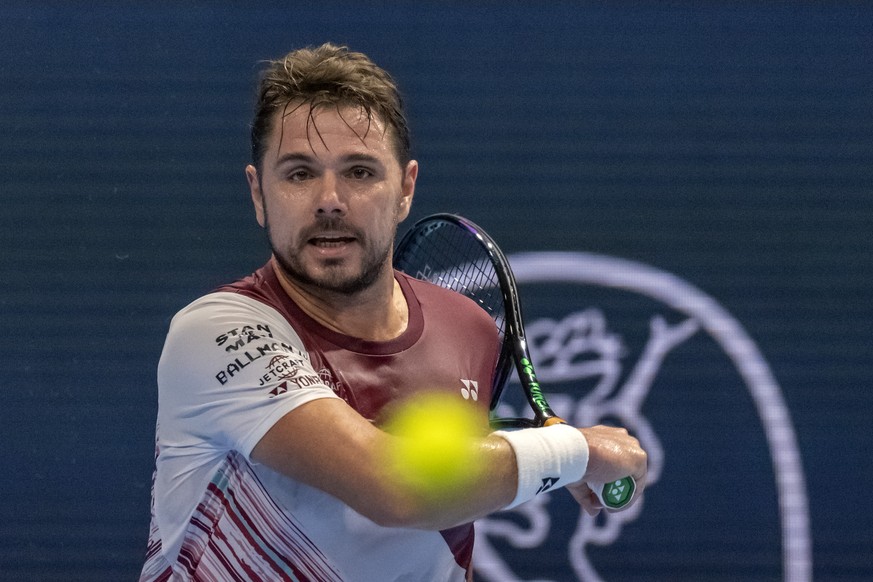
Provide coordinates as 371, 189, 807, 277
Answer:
394, 214, 514, 410
396, 216, 638, 505
394, 214, 560, 427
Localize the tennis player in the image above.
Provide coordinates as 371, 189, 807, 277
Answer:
140, 43, 647, 581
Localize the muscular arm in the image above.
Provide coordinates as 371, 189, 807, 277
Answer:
251, 397, 519, 531
251, 398, 648, 529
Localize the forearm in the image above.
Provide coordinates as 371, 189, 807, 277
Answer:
251, 399, 645, 530
251, 398, 518, 530
391, 435, 519, 530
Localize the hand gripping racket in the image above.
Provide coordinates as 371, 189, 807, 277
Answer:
394, 213, 635, 510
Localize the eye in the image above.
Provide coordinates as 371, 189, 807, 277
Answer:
348, 166, 374, 180
287, 169, 312, 182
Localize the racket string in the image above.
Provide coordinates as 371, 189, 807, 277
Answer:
398, 222, 508, 340
395, 217, 516, 410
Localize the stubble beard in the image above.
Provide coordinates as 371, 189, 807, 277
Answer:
266, 217, 393, 296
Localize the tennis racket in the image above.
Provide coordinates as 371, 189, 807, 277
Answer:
394, 213, 636, 510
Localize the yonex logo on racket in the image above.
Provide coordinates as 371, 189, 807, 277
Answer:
602, 478, 635, 509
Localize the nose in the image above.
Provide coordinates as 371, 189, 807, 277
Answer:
316, 173, 347, 217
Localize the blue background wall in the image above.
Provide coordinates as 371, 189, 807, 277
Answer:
2, 2, 871, 580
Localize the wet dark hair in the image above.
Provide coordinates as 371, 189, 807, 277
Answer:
250, 43, 410, 171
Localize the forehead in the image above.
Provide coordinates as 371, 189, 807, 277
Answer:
270, 102, 395, 160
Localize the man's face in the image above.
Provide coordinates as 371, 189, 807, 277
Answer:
246, 103, 417, 296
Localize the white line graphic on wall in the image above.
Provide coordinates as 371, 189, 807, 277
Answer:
473, 251, 811, 582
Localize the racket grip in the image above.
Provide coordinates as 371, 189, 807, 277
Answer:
590, 476, 636, 510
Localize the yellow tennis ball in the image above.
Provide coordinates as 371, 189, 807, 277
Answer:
383, 392, 483, 499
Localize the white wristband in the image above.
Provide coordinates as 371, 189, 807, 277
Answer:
493, 424, 589, 509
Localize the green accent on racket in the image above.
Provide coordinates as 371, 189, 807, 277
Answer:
595, 477, 636, 510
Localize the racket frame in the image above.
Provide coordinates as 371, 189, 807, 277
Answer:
394, 213, 637, 510
394, 213, 562, 429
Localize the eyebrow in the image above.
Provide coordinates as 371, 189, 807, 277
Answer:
274, 152, 385, 167
274, 152, 317, 167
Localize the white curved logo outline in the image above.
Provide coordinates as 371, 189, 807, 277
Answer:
475, 251, 811, 581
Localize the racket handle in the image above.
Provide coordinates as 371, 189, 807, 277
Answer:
539, 417, 636, 509
590, 476, 636, 510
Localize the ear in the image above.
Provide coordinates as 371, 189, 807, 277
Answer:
396, 159, 418, 223
246, 164, 266, 228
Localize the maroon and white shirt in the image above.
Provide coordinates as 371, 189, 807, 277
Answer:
141, 262, 500, 581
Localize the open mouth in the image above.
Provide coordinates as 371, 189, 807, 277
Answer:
309, 235, 356, 248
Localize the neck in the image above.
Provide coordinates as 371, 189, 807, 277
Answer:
271, 257, 409, 341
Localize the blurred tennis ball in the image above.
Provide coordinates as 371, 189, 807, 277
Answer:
383, 392, 483, 499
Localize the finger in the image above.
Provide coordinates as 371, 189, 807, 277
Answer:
567, 482, 603, 516
581, 494, 603, 517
